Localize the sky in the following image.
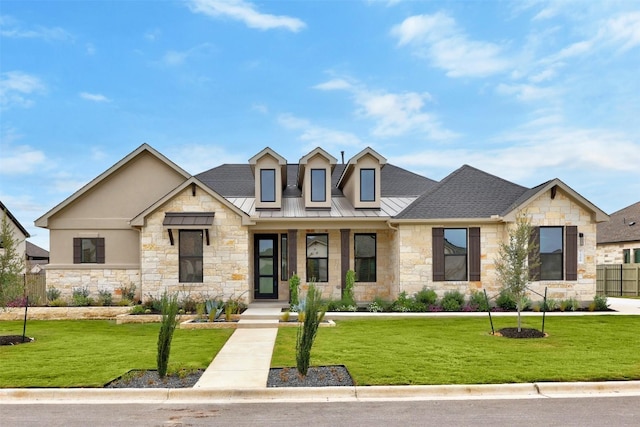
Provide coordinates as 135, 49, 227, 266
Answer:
1, 0, 640, 251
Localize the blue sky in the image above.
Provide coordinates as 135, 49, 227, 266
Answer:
1, 0, 639, 251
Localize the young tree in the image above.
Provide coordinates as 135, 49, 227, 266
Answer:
157, 291, 180, 378
494, 212, 540, 332
0, 210, 25, 309
295, 282, 326, 376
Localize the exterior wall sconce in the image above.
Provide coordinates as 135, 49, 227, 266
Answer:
579, 232, 584, 246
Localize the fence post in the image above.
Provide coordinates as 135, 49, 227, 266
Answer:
620, 264, 623, 296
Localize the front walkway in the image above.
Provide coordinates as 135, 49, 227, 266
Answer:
193, 304, 283, 389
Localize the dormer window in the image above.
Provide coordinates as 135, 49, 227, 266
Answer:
360, 168, 375, 202
249, 148, 287, 210
260, 169, 276, 203
311, 169, 326, 202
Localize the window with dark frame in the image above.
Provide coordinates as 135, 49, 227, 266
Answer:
73, 237, 105, 264
360, 169, 375, 202
635, 249, 640, 264
444, 229, 467, 281
260, 169, 276, 203
306, 233, 328, 282
540, 227, 563, 280
179, 230, 203, 283
310, 169, 326, 202
281, 234, 288, 281
623, 249, 631, 264
354, 233, 376, 282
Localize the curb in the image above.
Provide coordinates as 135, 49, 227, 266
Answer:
2, 381, 640, 404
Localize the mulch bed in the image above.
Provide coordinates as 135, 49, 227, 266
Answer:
267, 365, 354, 387
105, 370, 205, 388
494, 327, 546, 338
0, 335, 34, 346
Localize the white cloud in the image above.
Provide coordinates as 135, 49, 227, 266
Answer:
278, 113, 363, 151
79, 92, 110, 103
391, 12, 511, 77
314, 77, 457, 141
0, 71, 45, 109
0, 144, 46, 175
495, 83, 559, 102
160, 43, 213, 66
85, 43, 96, 55
187, 0, 306, 32
0, 15, 72, 41
144, 28, 161, 42
598, 11, 640, 52
251, 103, 268, 114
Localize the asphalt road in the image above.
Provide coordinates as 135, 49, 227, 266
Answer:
3, 396, 639, 427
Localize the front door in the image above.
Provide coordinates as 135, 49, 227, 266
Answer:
254, 234, 278, 299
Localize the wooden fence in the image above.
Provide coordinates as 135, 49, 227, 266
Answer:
23, 273, 47, 305
596, 264, 640, 297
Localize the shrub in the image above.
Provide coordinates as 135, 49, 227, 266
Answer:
46, 287, 61, 302
560, 297, 581, 312
327, 298, 357, 312
367, 301, 383, 313
143, 294, 162, 313
97, 289, 113, 306
415, 287, 437, 306
48, 298, 67, 307
289, 273, 300, 308
391, 291, 421, 312
71, 287, 92, 307
117, 298, 133, 306
296, 282, 326, 376
441, 290, 465, 312
119, 283, 137, 302
496, 290, 517, 311
205, 299, 224, 321
157, 291, 180, 378
538, 298, 559, 312
130, 305, 146, 315
343, 269, 356, 306
592, 295, 609, 311
469, 290, 490, 312
180, 296, 197, 314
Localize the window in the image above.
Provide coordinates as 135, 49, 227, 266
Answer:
310, 169, 326, 202
623, 249, 631, 264
354, 234, 376, 282
306, 234, 328, 282
360, 169, 375, 202
635, 249, 640, 264
540, 227, 563, 280
73, 237, 105, 264
281, 234, 288, 281
179, 230, 203, 283
260, 169, 276, 203
444, 229, 467, 281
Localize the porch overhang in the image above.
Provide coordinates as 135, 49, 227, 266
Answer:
163, 212, 215, 245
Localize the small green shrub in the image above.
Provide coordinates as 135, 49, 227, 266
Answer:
48, 298, 67, 307
327, 298, 357, 312
592, 295, 609, 311
97, 289, 112, 306
130, 305, 146, 315
468, 290, 490, 311
560, 297, 581, 312
343, 269, 356, 306
441, 290, 465, 312
46, 287, 61, 302
119, 283, 136, 302
415, 287, 437, 306
142, 295, 162, 313
296, 282, 326, 376
496, 290, 517, 311
118, 298, 133, 306
367, 301, 383, 312
71, 287, 92, 307
180, 296, 197, 313
289, 273, 300, 308
157, 291, 180, 378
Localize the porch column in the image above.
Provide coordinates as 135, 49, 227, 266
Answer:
287, 229, 297, 280
340, 229, 350, 297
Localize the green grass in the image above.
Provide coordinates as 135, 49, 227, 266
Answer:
272, 316, 640, 385
0, 320, 233, 387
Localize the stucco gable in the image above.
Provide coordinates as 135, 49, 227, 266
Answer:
35, 144, 191, 228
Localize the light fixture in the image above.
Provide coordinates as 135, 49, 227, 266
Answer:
579, 232, 584, 246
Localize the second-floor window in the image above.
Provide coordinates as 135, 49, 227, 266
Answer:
360, 169, 375, 202
260, 169, 276, 203
310, 169, 326, 202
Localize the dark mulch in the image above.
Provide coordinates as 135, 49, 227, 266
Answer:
105, 370, 204, 388
495, 327, 546, 338
267, 365, 354, 387
0, 335, 34, 346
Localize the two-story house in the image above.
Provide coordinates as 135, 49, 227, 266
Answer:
35, 144, 608, 304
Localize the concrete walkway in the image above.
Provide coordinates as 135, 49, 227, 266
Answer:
193, 304, 282, 389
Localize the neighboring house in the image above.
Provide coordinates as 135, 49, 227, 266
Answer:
597, 201, 640, 264
26, 241, 50, 273
0, 200, 30, 272
35, 144, 608, 304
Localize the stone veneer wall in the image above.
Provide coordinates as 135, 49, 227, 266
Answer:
597, 241, 640, 264
45, 268, 140, 301
395, 188, 599, 302
140, 188, 250, 302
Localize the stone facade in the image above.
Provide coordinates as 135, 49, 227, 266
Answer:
140, 188, 250, 302
45, 268, 140, 301
597, 241, 640, 264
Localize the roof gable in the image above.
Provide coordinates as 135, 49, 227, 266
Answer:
597, 201, 640, 244
0, 200, 30, 238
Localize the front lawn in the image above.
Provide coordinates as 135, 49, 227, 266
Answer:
0, 320, 233, 387
272, 316, 640, 385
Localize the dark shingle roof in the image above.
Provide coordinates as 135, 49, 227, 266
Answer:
196, 163, 436, 199
395, 165, 529, 219
597, 201, 640, 244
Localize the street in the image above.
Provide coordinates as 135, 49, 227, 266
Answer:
2, 396, 639, 426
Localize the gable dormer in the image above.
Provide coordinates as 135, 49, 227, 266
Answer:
337, 147, 386, 209
297, 148, 337, 210
249, 148, 287, 210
